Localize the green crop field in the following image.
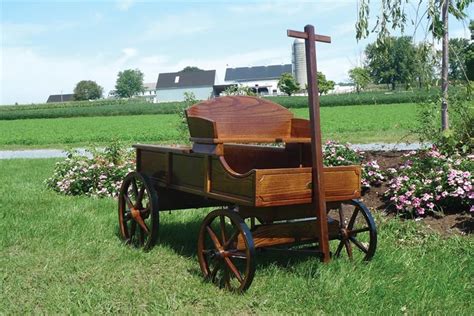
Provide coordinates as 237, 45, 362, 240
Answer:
1, 158, 472, 314
0, 103, 418, 149
0, 89, 436, 121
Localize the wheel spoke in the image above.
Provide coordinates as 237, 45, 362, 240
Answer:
219, 215, 227, 244
345, 240, 353, 259
224, 257, 243, 283
349, 237, 369, 254
335, 240, 344, 257
210, 260, 223, 283
226, 250, 247, 260
206, 225, 223, 251
130, 221, 137, 238
134, 215, 150, 235
123, 211, 132, 222
350, 227, 370, 235
138, 226, 145, 245
137, 186, 146, 207
131, 178, 139, 198
223, 230, 240, 249
124, 194, 134, 209
338, 206, 345, 228
347, 207, 359, 230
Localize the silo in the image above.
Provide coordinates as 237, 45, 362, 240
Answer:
292, 39, 307, 88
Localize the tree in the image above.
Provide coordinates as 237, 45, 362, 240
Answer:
223, 84, 256, 96
73, 80, 103, 100
181, 66, 203, 72
115, 69, 145, 98
348, 67, 371, 93
317, 71, 335, 95
448, 38, 471, 81
277, 73, 300, 96
356, 0, 473, 130
365, 36, 417, 90
414, 42, 438, 88
466, 42, 474, 80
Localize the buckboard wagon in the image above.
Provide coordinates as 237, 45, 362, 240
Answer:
117, 26, 377, 292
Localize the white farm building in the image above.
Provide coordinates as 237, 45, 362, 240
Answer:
155, 70, 216, 102
224, 64, 292, 95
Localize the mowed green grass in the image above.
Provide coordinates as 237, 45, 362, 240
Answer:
0, 103, 418, 149
1, 158, 472, 313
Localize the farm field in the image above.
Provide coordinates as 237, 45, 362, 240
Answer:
1, 158, 472, 314
0, 89, 437, 121
0, 103, 418, 149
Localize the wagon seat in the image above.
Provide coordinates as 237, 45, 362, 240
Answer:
185, 96, 314, 174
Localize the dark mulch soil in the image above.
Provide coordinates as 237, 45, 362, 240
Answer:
360, 151, 472, 236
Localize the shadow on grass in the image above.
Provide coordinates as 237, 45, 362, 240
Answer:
156, 216, 324, 278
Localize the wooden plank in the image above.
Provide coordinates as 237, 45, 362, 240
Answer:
209, 156, 255, 200
255, 166, 361, 206
237, 219, 339, 250
287, 30, 331, 43
171, 153, 204, 188
189, 136, 311, 144
290, 118, 311, 138
138, 150, 168, 181
133, 144, 192, 154
186, 116, 217, 139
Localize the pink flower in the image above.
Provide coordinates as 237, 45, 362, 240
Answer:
422, 193, 432, 201
427, 202, 435, 209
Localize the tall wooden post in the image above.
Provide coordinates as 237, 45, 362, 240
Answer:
287, 25, 331, 262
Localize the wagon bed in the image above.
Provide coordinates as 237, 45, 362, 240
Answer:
135, 143, 361, 208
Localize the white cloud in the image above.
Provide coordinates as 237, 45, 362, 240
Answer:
116, 0, 135, 11
141, 11, 213, 41
0, 46, 169, 105
1, 22, 48, 45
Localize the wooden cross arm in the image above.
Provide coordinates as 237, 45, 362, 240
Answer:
287, 29, 331, 43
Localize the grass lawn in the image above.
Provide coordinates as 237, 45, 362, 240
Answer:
0, 103, 418, 150
1, 158, 472, 313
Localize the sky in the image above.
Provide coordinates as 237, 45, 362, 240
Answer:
1, 0, 472, 105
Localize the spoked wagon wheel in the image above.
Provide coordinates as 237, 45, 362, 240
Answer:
118, 172, 159, 251
197, 209, 256, 293
328, 199, 377, 261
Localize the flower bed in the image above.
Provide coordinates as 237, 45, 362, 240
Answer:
384, 147, 473, 216
45, 144, 134, 198
323, 140, 384, 188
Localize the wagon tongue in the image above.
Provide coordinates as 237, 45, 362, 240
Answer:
287, 25, 332, 262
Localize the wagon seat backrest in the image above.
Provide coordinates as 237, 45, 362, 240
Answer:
185, 96, 311, 144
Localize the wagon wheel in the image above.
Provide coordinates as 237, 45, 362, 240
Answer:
328, 199, 377, 261
197, 209, 256, 293
118, 172, 159, 251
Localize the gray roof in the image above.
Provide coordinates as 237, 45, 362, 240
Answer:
156, 70, 216, 89
225, 64, 292, 82
46, 94, 74, 103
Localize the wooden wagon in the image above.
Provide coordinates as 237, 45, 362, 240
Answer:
117, 25, 377, 292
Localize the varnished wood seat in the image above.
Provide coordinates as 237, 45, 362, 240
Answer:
185, 96, 311, 144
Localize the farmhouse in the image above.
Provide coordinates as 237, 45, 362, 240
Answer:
46, 94, 74, 103
155, 70, 216, 102
224, 64, 292, 95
